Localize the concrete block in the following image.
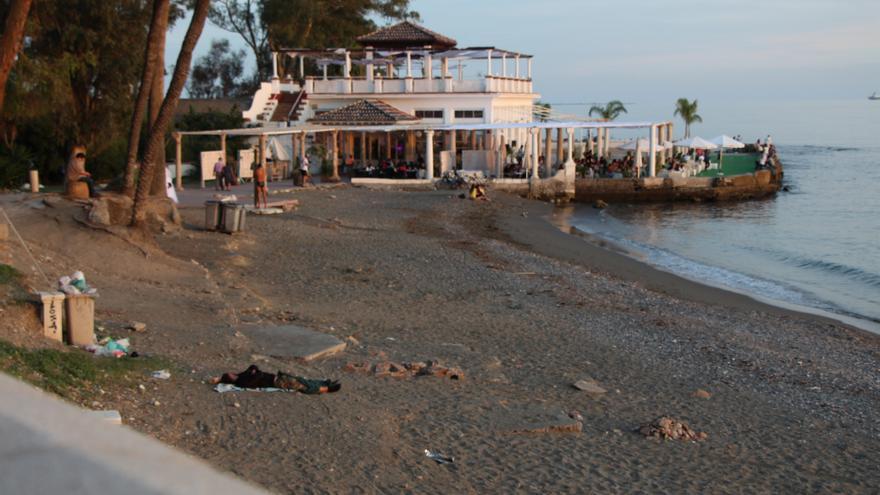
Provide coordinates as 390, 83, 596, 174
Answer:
37, 292, 65, 343
640, 177, 665, 189
65, 295, 95, 346
239, 325, 346, 362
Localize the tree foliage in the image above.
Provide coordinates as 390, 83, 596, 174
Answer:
674, 98, 702, 138
588, 100, 627, 121
209, 0, 419, 82
187, 39, 254, 98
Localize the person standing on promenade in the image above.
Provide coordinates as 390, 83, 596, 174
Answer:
300, 154, 311, 186
213, 157, 225, 190
253, 162, 268, 209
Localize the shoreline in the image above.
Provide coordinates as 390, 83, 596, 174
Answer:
494, 194, 880, 340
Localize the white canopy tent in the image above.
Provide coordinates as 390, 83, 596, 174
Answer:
710, 135, 745, 171
673, 136, 718, 149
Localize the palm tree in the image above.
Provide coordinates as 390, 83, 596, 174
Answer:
588, 100, 627, 121
674, 98, 702, 138
132, 0, 211, 227
588, 101, 626, 157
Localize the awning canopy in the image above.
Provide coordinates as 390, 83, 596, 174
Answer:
177, 120, 672, 138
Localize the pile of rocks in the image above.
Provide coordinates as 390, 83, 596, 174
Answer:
639, 417, 707, 442
344, 360, 464, 380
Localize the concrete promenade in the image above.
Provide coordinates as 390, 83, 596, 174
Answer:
0, 373, 269, 495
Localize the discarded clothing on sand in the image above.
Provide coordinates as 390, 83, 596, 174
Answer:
211, 364, 340, 394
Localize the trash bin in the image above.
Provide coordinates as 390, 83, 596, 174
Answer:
36, 291, 65, 342
221, 202, 246, 234
65, 294, 95, 346
205, 200, 223, 231
292, 169, 304, 187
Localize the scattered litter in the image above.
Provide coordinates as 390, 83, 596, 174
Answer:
639, 417, 707, 442
425, 449, 454, 465
128, 321, 147, 333
87, 410, 122, 425
151, 370, 171, 380
344, 360, 464, 380
58, 270, 97, 295
86, 338, 130, 358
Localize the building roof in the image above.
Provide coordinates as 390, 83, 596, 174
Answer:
356, 21, 457, 49
309, 100, 420, 126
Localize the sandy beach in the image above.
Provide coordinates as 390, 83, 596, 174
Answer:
2, 186, 879, 493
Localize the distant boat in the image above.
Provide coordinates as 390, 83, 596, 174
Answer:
870, 92, 880, 100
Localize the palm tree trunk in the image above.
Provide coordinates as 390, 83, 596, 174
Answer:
147, 19, 169, 197
131, 0, 210, 227
123, 0, 170, 198
0, 0, 33, 115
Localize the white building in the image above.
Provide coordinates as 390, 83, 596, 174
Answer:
242, 21, 540, 168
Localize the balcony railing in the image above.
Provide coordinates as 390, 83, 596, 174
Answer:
300, 76, 533, 95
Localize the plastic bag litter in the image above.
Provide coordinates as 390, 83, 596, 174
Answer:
87, 338, 130, 358
58, 270, 97, 295
151, 370, 171, 380
425, 449, 454, 464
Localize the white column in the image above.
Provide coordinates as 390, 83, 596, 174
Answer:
457, 59, 463, 81
299, 55, 304, 79
502, 54, 507, 77
366, 49, 374, 81
442, 57, 449, 78
649, 125, 657, 178
406, 51, 412, 78
486, 49, 493, 76
344, 51, 351, 78
531, 128, 540, 180
322, 63, 327, 80
527, 58, 532, 79
515, 55, 520, 78
271, 52, 279, 79
425, 130, 435, 180
425, 52, 433, 79
566, 128, 574, 163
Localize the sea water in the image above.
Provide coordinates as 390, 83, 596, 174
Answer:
565, 99, 880, 330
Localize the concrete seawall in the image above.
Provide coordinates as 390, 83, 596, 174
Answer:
575, 161, 783, 203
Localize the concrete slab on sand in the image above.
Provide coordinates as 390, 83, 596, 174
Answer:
240, 325, 346, 362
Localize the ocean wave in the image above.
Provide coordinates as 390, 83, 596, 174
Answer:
781, 256, 880, 289
588, 233, 814, 306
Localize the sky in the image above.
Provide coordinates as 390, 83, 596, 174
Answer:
168, 0, 880, 138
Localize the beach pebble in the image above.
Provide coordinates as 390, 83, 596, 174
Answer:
573, 379, 607, 395
693, 389, 712, 399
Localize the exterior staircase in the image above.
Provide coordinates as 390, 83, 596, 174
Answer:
269, 90, 308, 124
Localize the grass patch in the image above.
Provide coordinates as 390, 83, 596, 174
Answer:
0, 338, 165, 400
0, 264, 21, 285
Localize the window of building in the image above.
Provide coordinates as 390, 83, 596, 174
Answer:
454, 110, 484, 119
415, 109, 443, 119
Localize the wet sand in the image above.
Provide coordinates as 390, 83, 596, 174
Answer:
3, 187, 879, 493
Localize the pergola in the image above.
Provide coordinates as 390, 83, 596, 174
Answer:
173, 119, 674, 189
